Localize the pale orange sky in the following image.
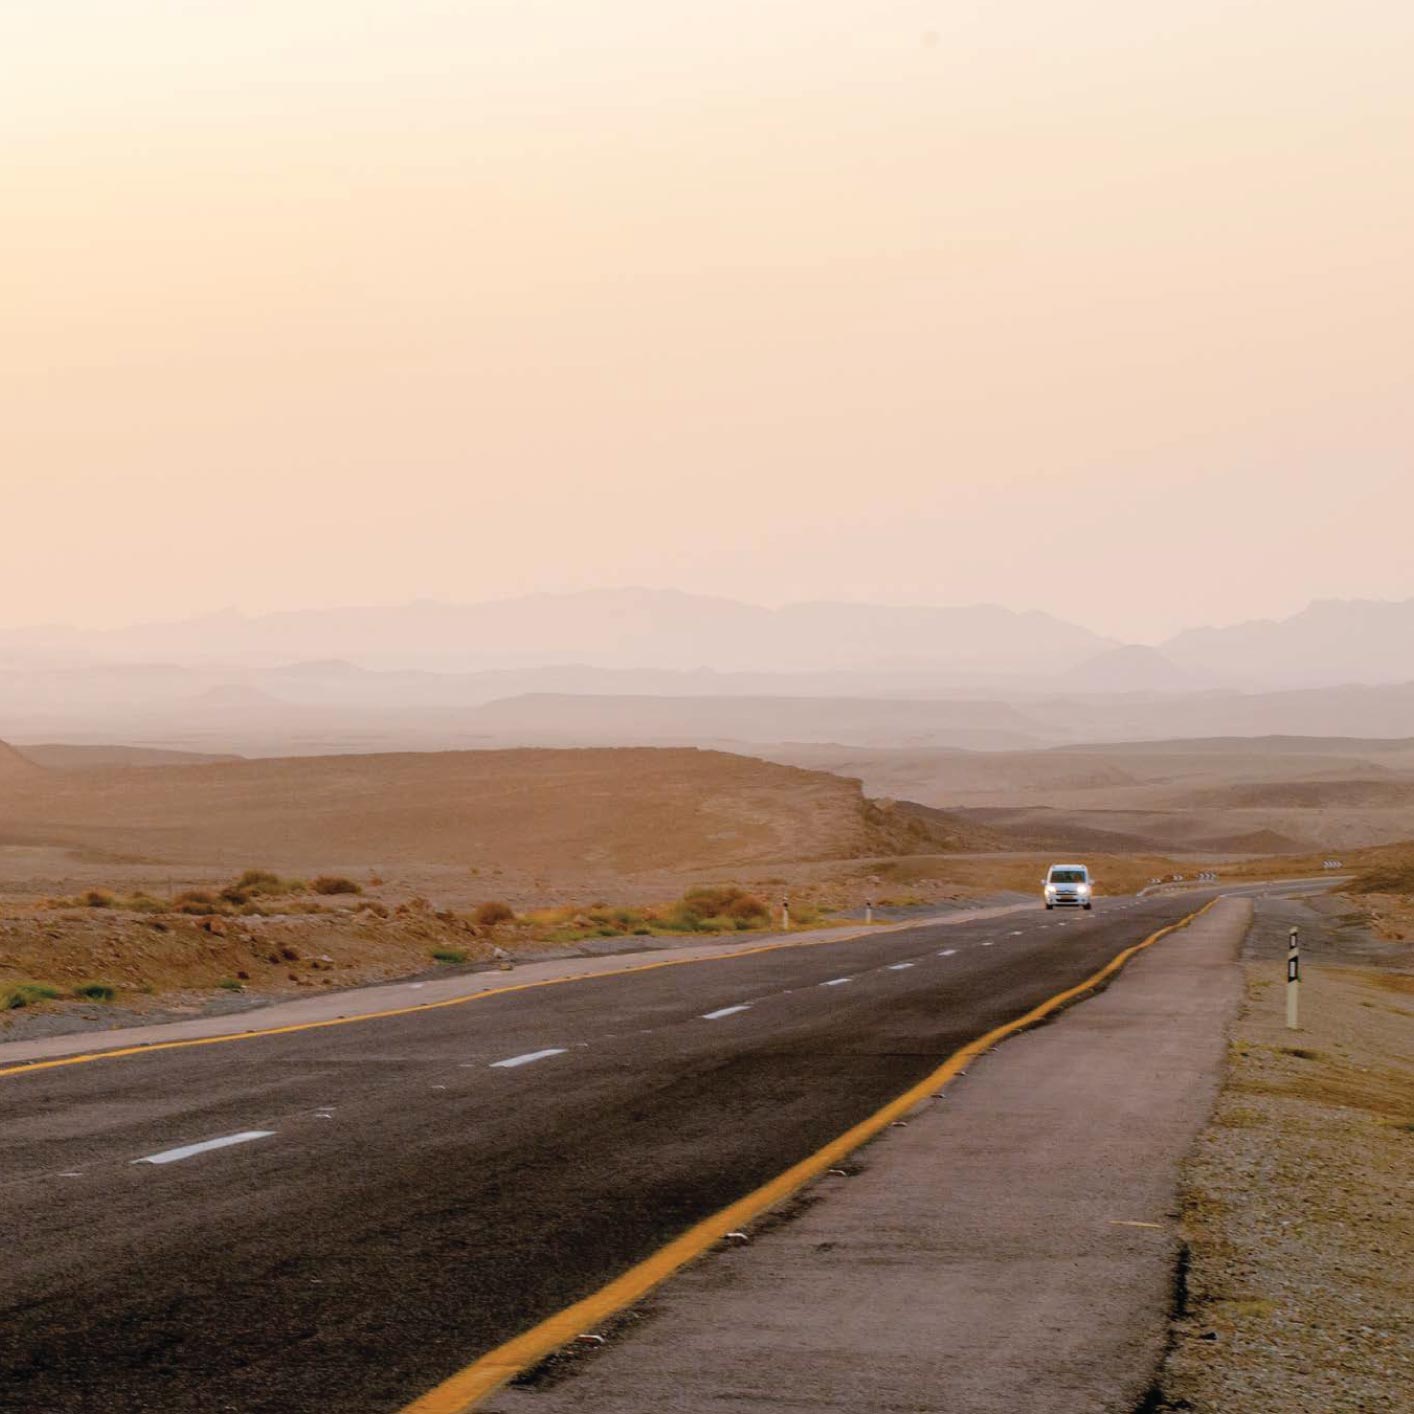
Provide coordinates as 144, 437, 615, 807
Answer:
3, 2, 1411, 641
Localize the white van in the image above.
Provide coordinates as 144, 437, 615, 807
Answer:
1044, 863, 1092, 910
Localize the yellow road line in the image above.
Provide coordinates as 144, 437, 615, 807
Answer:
396, 898, 1219, 1414
0, 912, 996, 1082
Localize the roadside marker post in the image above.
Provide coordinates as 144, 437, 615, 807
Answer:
1286, 926, 1300, 1030
781, 897, 790, 931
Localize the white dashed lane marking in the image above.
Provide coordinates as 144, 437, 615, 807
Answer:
701, 1005, 751, 1020
821, 978, 852, 987
133, 1131, 275, 1166
937, 949, 957, 957
491, 1048, 568, 1069
886, 963, 915, 971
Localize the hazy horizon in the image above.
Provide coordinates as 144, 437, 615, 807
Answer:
6, 3, 1413, 640
5, 583, 1414, 647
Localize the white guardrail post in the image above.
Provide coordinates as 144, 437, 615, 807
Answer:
1286, 926, 1300, 1030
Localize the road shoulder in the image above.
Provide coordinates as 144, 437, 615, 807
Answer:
485, 897, 1254, 1414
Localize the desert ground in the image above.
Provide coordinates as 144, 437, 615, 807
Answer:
1150, 887, 1413, 1413
4, 733, 1409, 1037
3, 731, 1410, 1414
0, 741, 1008, 1030
762, 736, 1414, 853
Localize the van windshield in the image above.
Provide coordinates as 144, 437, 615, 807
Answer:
1049, 869, 1086, 883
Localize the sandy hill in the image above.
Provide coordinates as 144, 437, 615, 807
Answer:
467, 693, 1049, 751
16, 743, 241, 769
0, 739, 40, 778
0, 746, 991, 874
1172, 779, 1414, 810
758, 738, 1414, 854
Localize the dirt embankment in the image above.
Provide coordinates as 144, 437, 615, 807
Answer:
0, 894, 486, 1022
1150, 895, 1413, 1413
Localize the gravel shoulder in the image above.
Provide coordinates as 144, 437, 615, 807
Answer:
1150, 894, 1414, 1413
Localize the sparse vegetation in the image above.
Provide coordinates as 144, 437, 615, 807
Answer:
430, 948, 469, 964
517, 886, 777, 944
675, 886, 771, 928
1346, 853, 1414, 896
311, 875, 362, 896
72, 981, 116, 1002
216, 977, 244, 992
173, 889, 221, 914
473, 900, 515, 927
41, 869, 322, 916
3, 981, 63, 1010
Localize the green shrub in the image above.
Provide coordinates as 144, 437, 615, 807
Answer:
3, 982, 63, 1010
73, 982, 116, 1002
216, 977, 244, 992
431, 948, 468, 964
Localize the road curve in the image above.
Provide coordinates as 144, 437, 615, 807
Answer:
0, 888, 1292, 1413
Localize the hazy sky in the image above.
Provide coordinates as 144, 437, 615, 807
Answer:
4, 2, 1411, 641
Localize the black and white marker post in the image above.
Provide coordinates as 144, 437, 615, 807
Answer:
1286, 925, 1300, 1030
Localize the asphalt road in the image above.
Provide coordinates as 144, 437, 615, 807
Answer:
0, 889, 1273, 1413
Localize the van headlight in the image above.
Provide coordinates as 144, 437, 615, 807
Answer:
1078, 883, 1091, 896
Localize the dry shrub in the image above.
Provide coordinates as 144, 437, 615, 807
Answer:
670, 886, 770, 930
311, 875, 362, 896
1348, 859, 1414, 896
474, 900, 515, 927
173, 889, 222, 915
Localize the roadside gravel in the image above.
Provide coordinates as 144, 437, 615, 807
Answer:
1151, 895, 1413, 1413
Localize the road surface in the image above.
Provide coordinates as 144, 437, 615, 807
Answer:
0, 887, 1296, 1413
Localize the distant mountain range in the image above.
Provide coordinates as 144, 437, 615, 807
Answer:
1163, 598, 1414, 687
0, 589, 1113, 677
0, 592, 1411, 707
